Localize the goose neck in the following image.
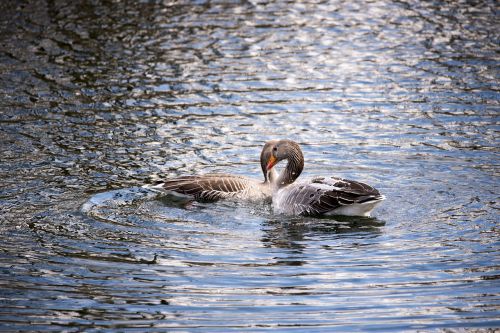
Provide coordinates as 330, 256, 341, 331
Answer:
276, 157, 303, 189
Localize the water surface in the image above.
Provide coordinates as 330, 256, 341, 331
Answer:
0, 0, 499, 331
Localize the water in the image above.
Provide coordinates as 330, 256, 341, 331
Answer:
0, 0, 499, 331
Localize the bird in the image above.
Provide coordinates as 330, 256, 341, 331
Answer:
265, 139, 385, 217
156, 142, 279, 202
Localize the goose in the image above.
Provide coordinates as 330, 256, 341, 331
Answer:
158, 142, 278, 202
265, 139, 385, 217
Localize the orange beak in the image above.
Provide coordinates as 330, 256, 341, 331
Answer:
266, 155, 277, 170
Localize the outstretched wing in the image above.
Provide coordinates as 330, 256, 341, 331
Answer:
162, 174, 253, 202
277, 176, 384, 216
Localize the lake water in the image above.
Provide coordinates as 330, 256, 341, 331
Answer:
0, 0, 499, 331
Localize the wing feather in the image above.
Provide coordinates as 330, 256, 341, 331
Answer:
161, 174, 252, 202
276, 176, 384, 216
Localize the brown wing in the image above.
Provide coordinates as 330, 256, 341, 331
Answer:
162, 174, 252, 202
279, 176, 384, 216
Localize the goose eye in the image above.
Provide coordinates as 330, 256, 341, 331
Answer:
272, 147, 277, 152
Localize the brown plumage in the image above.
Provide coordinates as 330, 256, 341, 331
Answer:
159, 143, 278, 202
162, 174, 254, 202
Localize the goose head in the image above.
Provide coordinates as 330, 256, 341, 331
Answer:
260, 140, 279, 183
262, 139, 304, 187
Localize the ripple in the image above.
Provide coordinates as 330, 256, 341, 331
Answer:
0, 0, 498, 331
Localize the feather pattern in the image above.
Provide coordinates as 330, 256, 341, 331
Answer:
156, 142, 280, 203
155, 139, 384, 216
273, 176, 385, 216
162, 173, 272, 202
266, 139, 385, 216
